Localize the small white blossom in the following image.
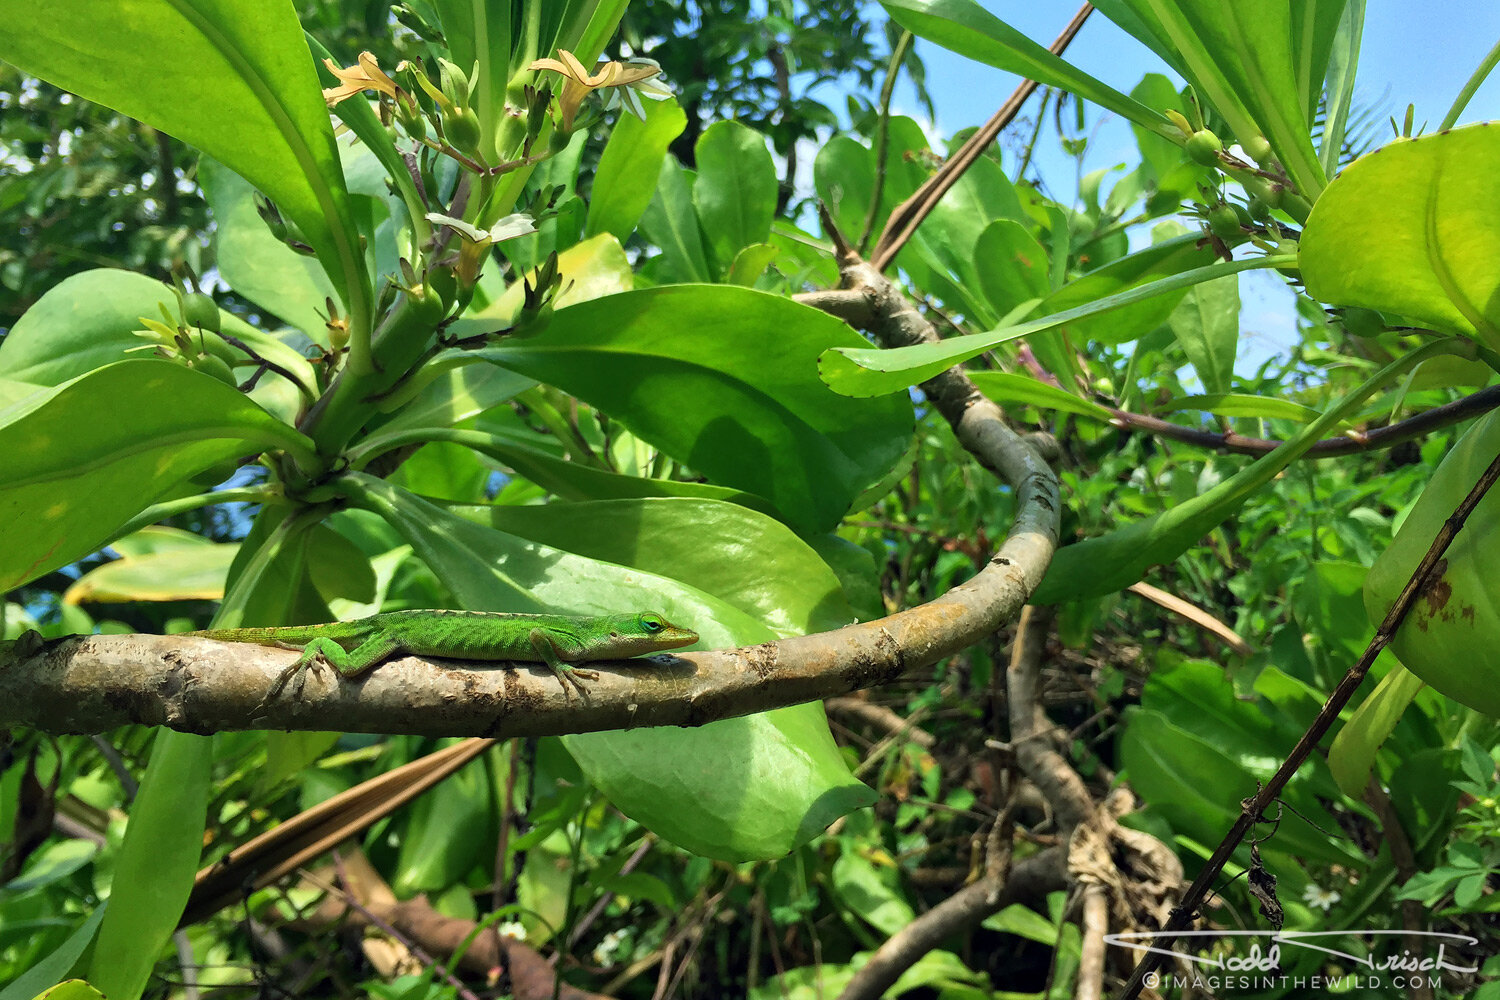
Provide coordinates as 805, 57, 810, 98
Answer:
1302, 883, 1341, 911
424, 212, 536, 244
591, 927, 630, 965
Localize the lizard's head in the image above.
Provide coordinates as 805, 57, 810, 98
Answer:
608, 611, 699, 656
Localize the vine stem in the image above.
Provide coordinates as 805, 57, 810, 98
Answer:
1114, 441, 1500, 1000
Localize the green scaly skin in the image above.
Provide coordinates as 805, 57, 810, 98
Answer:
188, 609, 699, 706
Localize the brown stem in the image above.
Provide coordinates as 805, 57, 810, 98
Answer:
1114, 445, 1500, 999
1106, 383, 1500, 458
869, 4, 1093, 271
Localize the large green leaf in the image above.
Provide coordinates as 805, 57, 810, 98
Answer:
1329, 663, 1426, 796
452, 498, 857, 636
693, 121, 778, 273
0, 360, 315, 590
343, 475, 872, 860
1121, 708, 1358, 867
639, 158, 712, 283
88, 732, 211, 1000
481, 286, 914, 531
63, 543, 237, 604
0, 0, 367, 320
1302, 124, 1500, 351
0, 267, 317, 403
199, 155, 338, 341
973, 220, 1051, 321
1040, 230, 1217, 348
588, 97, 688, 242
881, 0, 1173, 139
819, 255, 1285, 397
1169, 266, 1240, 396
1364, 408, 1500, 716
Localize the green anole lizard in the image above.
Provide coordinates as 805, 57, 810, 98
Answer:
187, 609, 699, 705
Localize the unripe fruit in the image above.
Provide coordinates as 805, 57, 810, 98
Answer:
1207, 204, 1241, 240
180, 292, 220, 332
443, 108, 483, 157
1340, 307, 1385, 337
1186, 129, 1223, 166
1242, 134, 1273, 164
188, 352, 236, 386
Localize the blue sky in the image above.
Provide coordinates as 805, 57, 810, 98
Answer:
878, 3, 1500, 373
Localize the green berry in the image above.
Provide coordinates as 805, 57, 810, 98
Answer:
180, 292, 220, 332
1186, 129, 1223, 166
1207, 205, 1240, 240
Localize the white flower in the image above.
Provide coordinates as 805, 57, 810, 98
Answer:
496, 920, 527, 941
424, 212, 537, 245
591, 927, 630, 965
1302, 883, 1341, 911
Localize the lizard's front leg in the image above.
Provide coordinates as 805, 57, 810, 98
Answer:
528, 629, 598, 700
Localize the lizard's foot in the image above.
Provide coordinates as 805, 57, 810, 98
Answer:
250, 657, 328, 723
550, 665, 599, 701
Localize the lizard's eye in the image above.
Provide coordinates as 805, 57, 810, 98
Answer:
642, 615, 664, 633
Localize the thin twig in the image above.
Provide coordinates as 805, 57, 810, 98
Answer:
859, 30, 915, 253
1114, 444, 1500, 999
1106, 383, 1500, 458
870, 4, 1093, 271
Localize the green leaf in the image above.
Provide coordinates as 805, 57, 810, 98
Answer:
831, 849, 916, 935
973, 220, 1051, 320
345, 476, 872, 860
639, 158, 712, 283
1121, 707, 1358, 866
1129, 73, 1191, 184
1364, 407, 1500, 716
0, 0, 367, 323
356, 363, 537, 458
471, 438, 782, 518
1169, 267, 1240, 396
481, 286, 913, 532
1047, 230, 1219, 348
565, 704, 875, 862
0, 907, 104, 1000
199, 155, 338, 341
727, 243, 780, 287
392, 743, 497, 894
1329, 664, 1426, 796
820, 254, 1286, 397
0, 267, 316, 398
89, 732, 210, 1000
1154, 393, 1321, 423
882, 0, 1172, 139
588, 96, 687, 241
693, 121, 779, 274
429, 0, 511, 161
62, 542, 236, 604
968, 372, 1114, 422
452, 498, 857, 636
0, 360, 314, 590
1302, 124, 1500, 350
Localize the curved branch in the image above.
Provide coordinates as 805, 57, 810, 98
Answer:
838, 849, 1068, 1000
1, 265, 1059, 738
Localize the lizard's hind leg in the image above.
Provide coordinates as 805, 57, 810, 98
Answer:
256, 635, 400, 718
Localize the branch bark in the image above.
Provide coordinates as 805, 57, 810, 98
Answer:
2, 267, 1059, 738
